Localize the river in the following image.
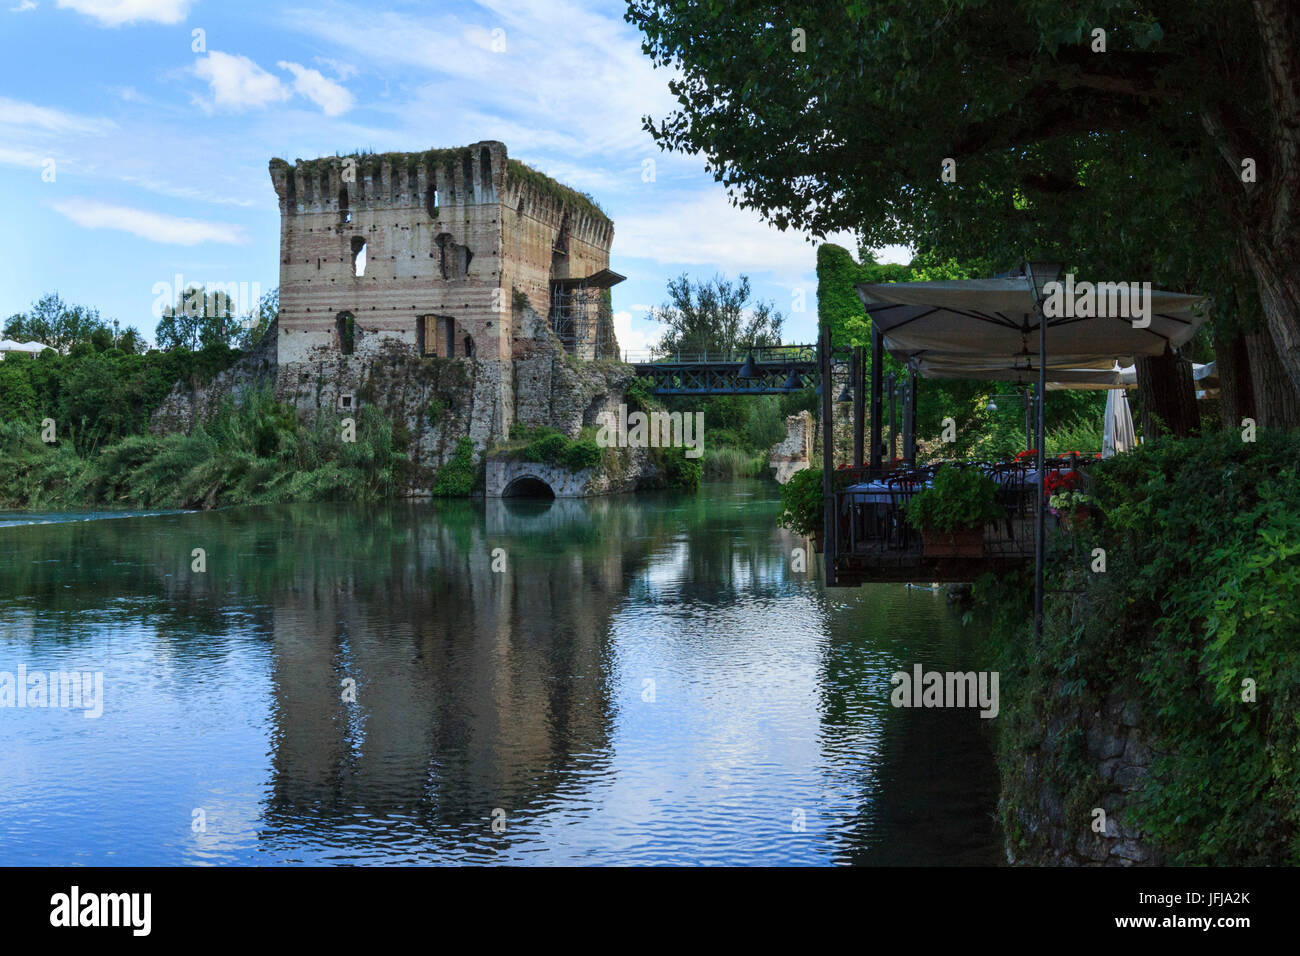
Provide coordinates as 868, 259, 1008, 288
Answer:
0, 480, 1000, 865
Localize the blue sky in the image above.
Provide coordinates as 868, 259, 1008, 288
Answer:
0, 0, 907, 351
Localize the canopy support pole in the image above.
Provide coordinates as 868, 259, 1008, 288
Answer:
820, 322, 837, 586
907, 369, 919, 464
1025, 388, 1034, 453
1033, 293, 1047, 641
869, 329, 883, 473
852, 346, 865, 467
888, 373, 897, 464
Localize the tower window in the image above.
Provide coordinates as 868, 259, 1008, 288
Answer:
339, 187, 350, 224
351, 236, 367, 277
336, 312, 356, 355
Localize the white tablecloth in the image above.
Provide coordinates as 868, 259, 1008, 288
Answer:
843, 469, 1043, 508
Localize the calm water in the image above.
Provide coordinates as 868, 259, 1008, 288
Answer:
0, 482, 1000, 865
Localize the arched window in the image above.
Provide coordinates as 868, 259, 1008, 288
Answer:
425, 182, 438, 217
479, 147, 492, 192
462, 153, 474, 201
339, 186, 350, 224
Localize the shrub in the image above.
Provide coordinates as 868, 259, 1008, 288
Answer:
777, 467, 823, 537
432, 436, 477, 497
972, 429, 1300, 865
905, 465, 1002, 534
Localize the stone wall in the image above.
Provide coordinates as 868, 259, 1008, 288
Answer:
1004, 688, 1159, 866
150, 303, 654, 497
769, 411, 813, 484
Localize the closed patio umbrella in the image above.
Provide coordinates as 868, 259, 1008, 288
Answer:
1102, 389, 1137, 458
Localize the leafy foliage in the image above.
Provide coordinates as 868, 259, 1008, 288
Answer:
777, 466, 823, 537
906, 465, 1003, 534
0, 340, 244, 454
650, 272, 783, 355
432, 436, 477, 498
0, 387, 407, 510
4, 293, 137, 352
626, 0, 1287, 353
971, 430, 1300, 864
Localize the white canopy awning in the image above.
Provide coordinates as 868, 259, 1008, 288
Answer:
856, 276, 1208, 370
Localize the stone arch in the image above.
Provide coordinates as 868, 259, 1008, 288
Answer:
502, 475, 555, 499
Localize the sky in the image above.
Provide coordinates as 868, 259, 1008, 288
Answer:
0, 0, 908, 353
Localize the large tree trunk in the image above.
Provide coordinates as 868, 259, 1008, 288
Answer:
1245, 329, 1300, 428
1241, 239, 1300, 403
1135, 346, 1201, 440
1213, 328, 1258, 429
1239, 1, 1300, 410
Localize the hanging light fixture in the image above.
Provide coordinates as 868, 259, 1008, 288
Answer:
837, 381, 852, 403
737, 352, 758, 378
782, 368, 802, 390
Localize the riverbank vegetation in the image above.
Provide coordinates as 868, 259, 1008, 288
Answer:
0, 387, 408, 511
968, 429, 1300, 864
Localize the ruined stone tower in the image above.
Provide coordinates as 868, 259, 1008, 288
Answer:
268, 141, 622, 367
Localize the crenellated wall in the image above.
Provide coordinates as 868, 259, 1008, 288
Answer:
268, 142, 615, 366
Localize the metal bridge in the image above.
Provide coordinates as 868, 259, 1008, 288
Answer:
624, 345, 817, 395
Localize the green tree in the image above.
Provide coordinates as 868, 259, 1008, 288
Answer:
155, 285, 241, 351
236, 287, 278, 350
650, 273, 783, 355
627, 0, 1300, 424
3, 293, 110, 351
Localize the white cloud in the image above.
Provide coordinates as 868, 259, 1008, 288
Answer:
0, 146, 49, 168
49, 198, 248, 245
282, 0, 679, 159
616, 188, 858, 287
277, 61, 354, 116
11, 1, 37, 12
57, 0, 192, 26
313, 56, 357, 81
613, 310, 660, 356
0, 96, 116, 136
193, 51, 290, 112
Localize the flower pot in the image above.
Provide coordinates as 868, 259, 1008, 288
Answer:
1057, 507, 1089, 531
921, 526, 984, 557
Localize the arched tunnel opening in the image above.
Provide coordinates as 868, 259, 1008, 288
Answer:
502, 476, 556, 499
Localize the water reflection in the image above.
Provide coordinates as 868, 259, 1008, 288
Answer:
0, 482, 999, 864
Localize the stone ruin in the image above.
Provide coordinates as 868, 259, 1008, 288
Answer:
154, 142, 647, 494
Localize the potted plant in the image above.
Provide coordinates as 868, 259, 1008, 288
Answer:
905, 465, 1003, 557
778, 467, 825, 551
1049, 490, 1093, 530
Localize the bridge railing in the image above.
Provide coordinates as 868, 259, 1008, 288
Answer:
622, 345, 816, 366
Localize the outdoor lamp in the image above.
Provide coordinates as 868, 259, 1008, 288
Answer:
782, 368, 802, 390
837, 382, 852, 403
737, 352, 758, 378
1025, 261, 1064, 305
